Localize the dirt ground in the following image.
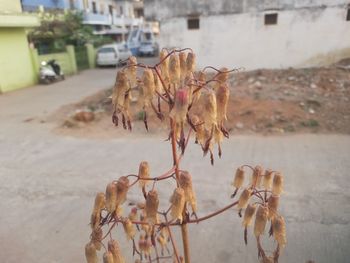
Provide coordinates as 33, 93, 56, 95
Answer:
52, 65, 350, 138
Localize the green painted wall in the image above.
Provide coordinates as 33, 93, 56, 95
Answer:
37, 45, 77, 76
0, 28, 37, 93
0, 0, 21, 13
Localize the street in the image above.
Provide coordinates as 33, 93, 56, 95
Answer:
0, 64, 349, 263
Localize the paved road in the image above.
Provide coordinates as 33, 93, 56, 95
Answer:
0, 64, 349, 263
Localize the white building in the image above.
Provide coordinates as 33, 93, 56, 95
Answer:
22, 0, 144, 38
144, 0, 350, 69
81, 0, 143, 38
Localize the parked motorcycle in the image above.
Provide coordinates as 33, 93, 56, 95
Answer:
39, 59, 64, 84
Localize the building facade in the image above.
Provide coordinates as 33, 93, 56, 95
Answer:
144, 0, 350, 69
0, 0, 39, 93
21, 0, 144, 35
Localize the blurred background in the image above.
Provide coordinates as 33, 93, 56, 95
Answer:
0, 1, 349, 263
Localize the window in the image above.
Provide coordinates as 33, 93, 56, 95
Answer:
98, 47, 115, 54
120, 6, 123, 15
265, 13, 278, 25
108, 5, 113, 15
187, 17, 200, 30
92, 2, 97, 14
347, 8, 350, 21
100, 3, 104, 14
135, 8, 144, 18
69, 0, 75, 9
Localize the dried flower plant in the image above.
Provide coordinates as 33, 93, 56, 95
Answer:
85, 48, 287, 263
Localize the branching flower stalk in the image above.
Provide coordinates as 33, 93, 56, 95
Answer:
86, 49, 287, 263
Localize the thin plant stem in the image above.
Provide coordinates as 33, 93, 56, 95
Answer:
170, 118, 191, 263
164, 213, 181, 263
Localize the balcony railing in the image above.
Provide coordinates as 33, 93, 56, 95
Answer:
83, 12, 111, 25
111, 15, 143, 27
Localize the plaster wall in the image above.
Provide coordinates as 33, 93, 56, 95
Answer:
159, 6, 350, 69
145, 0, 349, 20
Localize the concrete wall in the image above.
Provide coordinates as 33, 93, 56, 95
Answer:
145, 0, 349, 20
0, 28, 37, 93
157, 5, 350, 69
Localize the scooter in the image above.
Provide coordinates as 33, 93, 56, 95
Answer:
39, 59, 65, 84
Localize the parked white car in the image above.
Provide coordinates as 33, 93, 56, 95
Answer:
96, 44, 132, 66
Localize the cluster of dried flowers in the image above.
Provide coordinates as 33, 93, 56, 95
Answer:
233, 166, 286, 262
112, 48, 231, 164
86, 49, 286, 263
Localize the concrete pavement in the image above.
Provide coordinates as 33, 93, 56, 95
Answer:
0, 65, 349, 263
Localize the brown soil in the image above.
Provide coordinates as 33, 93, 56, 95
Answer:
52, 66, 350, 138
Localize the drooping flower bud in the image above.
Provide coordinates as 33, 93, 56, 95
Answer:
197, 71, 206, 83
213, 125, 223, 157
85, 242, 98, 263
153, 70, 163, 94
108, 239, 125, 263
106, 182, 117, 213
243, 203, 256, 227
103, 251, 114, 263
115, 205, 123, 217
91, 192, 105, 229
217, 67, 229, 83
186, 52, 196, 73
128, 207, 138, 222
139, 234, 152, 257
251, 165, 263, 188
169, 187, 186, 223
157, 234, 167, 249
143, 237, 152, 257
263, 169, 273, 190
116, 176, 129, 207
169, 53, 180, 86
272, 172, 283, 195
93, 192, 105, 213
137, 202, 145, 209
192, 70, 205, 103
203, 91, 217, 129
125, 56, 137, 88
179, 51, 188, 83
170, 88, 189, 124
238, 188, 251, 209
123, 218, 136, 240
91, 227, 103, 251
159, 49, 170, 83
179, 171, 197, 213
267, 195, 279, 219
157, 227, 169, 251
254, 205, 268, 237
138, 161, 150, 188
138, 234, 146, 253
192, 115, 206, 146
145, 190, 159, 224
142, 68, 155, 105
232, 167, 245, 189
112, 71, 129, 111
272, 215, 287, 247
216, 84, 230, 125
140, 210, 151, 235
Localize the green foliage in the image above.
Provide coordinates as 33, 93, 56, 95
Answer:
300, 119, 319, 128
28, 10, 112, 53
